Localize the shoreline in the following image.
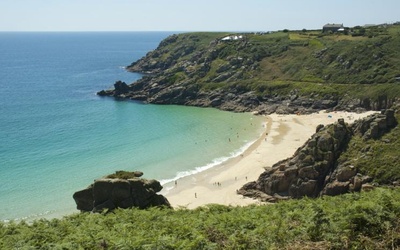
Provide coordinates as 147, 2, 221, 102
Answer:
161, 110, 378, 209
4, 110, 378, 222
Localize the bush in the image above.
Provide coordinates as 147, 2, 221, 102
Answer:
1, 188, 399, 249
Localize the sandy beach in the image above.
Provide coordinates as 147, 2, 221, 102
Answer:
161, 110, 378, 209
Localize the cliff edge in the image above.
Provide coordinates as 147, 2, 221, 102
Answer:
98, 26, 400, 113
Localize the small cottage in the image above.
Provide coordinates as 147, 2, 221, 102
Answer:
221, 35, 243, 41
323, 23, 344, 33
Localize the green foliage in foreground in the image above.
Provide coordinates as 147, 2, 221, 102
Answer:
1, 188, 400, 249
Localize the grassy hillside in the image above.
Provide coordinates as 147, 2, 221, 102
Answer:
218, 26, 400, 96
121, 24, 400, 111
253, 28, 400, 84
1, 188, 399, 249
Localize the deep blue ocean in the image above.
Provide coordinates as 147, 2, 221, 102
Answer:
0, 32, 264, 221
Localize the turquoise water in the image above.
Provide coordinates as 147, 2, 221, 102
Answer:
0, 32, 264, 221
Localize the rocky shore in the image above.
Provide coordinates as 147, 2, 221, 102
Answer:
97, 80, 396, 115
97, 32, 399, 114
238, 109, 398, 202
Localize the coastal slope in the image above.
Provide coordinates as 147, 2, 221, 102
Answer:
99, 24, 400, 113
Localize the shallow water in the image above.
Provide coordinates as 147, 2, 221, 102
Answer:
0, 32, 264, 221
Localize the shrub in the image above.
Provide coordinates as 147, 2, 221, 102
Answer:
1, 188, 399, 249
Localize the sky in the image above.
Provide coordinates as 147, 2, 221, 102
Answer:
0, 0, 399, 32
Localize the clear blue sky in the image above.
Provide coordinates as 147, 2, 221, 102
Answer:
1, 0, 399, 32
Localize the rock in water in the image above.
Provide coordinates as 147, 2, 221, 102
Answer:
113, 80, 130, 95
73, 171, 171, 212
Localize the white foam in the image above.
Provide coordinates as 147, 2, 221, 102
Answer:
160, 139, 257, 186
2, 209, 56, 223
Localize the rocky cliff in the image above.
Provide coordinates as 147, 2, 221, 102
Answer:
98, 27, 400, 113
238, 109, 398, 202
73, 171, 170, 212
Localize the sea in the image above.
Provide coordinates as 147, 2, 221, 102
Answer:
0, 32, 265, 222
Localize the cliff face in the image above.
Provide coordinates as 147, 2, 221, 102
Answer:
98, 27, 400, 113
99, 32, 269, 112
238, 110, 398, 202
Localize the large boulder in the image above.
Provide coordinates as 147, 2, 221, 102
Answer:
72, 185, 94, 211
73, 171, 171, 212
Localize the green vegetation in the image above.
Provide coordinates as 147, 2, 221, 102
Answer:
339, 112, 400, 184
1, 188, 399, 249
105, 171, 142, 180
4, 25, 400, 249
253, 30, 400, 85
130, 24, 400, 103
205, 79, 400, 103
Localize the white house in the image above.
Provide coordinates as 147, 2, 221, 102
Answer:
221, 35, 243, 41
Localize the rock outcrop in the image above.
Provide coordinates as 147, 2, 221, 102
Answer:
98, 79, 398, 114
73, 171, 170, 212
238, 110, 397, 201
97, 80, 130, 98
96, 32, 400, 114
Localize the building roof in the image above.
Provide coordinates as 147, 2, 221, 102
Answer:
221, 35, 243, 41
323, 23, 343, 28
